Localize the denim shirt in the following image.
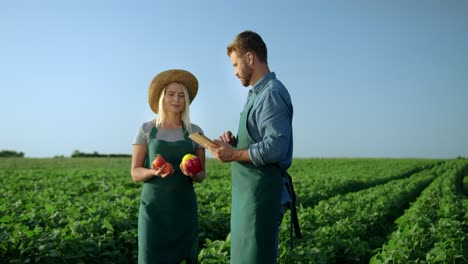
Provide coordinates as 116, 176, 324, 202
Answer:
244, 72, 293, 171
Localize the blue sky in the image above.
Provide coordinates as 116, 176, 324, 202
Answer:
1, 0, 467, 159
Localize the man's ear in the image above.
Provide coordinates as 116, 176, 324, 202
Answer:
246, 52, 255, 65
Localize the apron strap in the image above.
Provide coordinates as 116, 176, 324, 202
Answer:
145, 125, 158, 168
284, 171, 302, 249
181, 123, 191, 143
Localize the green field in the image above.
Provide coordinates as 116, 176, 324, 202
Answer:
1, 158, 467, 263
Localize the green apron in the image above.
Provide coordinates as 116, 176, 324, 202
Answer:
138, 126, 198, 264
230, 92, 283, 264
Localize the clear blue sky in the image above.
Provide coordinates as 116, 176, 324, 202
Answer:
1, 0, 467, 159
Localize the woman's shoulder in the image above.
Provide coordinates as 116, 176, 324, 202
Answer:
140, 119, 157, 133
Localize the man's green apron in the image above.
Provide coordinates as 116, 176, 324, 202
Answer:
230, 92, 283, 263
138, 126, 198, 264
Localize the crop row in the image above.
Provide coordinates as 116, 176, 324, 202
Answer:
370, 160, 468, 263
198, 160, 468, 263
0, 166, 140, 264
1, 158, 466, 263
199, 160, 442, 263
289, 158, 439, 207
196, 158, 441, 242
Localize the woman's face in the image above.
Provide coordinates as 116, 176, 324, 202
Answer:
163, 82, 186, 114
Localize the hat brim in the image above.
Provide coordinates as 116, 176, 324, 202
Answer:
148, 69, 198, 114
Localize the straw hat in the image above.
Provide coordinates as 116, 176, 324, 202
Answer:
148, 69, 199, 114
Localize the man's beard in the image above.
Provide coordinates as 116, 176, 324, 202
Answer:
240, 66, 253, 87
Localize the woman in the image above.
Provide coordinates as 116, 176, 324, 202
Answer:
131, 69, 206, 264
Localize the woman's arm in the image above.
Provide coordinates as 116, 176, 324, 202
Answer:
130, 144, 158, 182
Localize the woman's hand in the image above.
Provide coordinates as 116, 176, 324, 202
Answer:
179, 162, 191, 176
153, 164, 173, 178
180, 163, 206, 182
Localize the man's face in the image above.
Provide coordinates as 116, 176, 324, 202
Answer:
230, 51, 253, 87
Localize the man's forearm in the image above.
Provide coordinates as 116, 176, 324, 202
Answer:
233, 148, 251, 162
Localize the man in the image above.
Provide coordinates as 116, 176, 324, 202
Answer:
208, 30, 298, 264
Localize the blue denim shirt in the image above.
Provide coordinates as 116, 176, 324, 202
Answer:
244, 72, 293, 171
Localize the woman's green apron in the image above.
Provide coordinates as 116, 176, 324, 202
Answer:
138, 126, 198, 264
230, 92, 283, 264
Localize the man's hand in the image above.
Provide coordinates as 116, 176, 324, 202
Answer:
208, 140, 237, 162
208, 131, 251, 163
218, 131, 236, 146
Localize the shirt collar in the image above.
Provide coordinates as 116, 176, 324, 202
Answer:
251, 72, 276, 95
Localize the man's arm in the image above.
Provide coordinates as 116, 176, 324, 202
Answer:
248, 88, 293, 166
208, 140, 251, 163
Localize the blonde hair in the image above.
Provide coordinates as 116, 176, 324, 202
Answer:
155, 82, 193, 132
